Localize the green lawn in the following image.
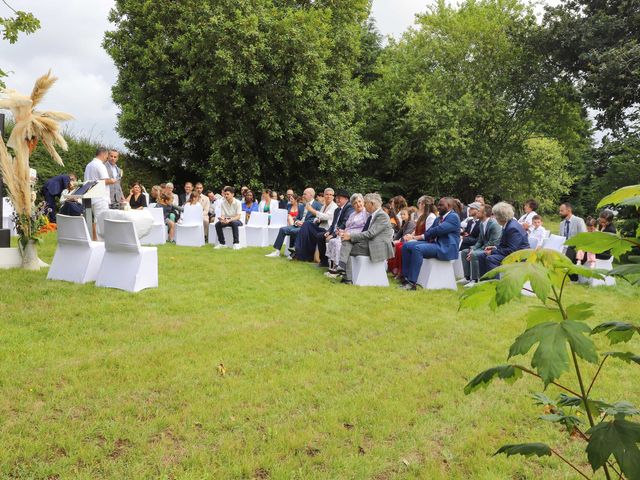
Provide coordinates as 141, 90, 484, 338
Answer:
1, 232, 638, 479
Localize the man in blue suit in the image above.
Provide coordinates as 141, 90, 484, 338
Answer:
400, 197, 461, 290
265, 187, 322, 257
41, 173, 76, 222
477, 201, 530, 277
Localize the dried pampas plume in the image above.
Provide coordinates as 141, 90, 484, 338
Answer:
0, 69, 73, 166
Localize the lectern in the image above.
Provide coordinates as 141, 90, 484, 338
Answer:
64, 180, 107, 232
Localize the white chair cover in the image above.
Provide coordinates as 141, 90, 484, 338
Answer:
589, 257, 616, 287
245, 211, 270, 247
453, 253, 465, 280
528, 236, 539, 249
175, 204, 205, 247
47, 214, 105, 284
208, 218, 247, 248
542, 234, 566, 253
140, 207, 167, 245
352, 256, 389, 287
95, 219, 158, 292
268, 209, 289, 244
417, 258, 457, 290
2, 197, 17, 236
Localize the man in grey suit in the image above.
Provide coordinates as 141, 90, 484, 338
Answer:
559, 202, 587, 265
105, 149, 125, 205
337, 193, 394, 284
459, 204, 502, 287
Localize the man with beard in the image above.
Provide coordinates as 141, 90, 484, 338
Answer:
559, 202, 587, 266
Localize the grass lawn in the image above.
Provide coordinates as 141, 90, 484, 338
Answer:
1, 230, 638, 479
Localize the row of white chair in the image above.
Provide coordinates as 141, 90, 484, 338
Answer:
48, 215, 157, 292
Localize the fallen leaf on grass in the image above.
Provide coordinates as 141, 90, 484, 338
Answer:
343, 422, 354, 430
217, 363, 226, 376
305, 446, 320, 457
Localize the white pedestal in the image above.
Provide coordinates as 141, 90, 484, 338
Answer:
0, 247, 22, 269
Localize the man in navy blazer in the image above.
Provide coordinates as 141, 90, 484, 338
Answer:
42, 173, 76, 222
400, 197, 461, 290
477, 201, 530, 277
317, 189, 354, 267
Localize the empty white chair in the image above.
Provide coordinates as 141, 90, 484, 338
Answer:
245, 211, 270, 247
589, 257, 616, 287
95, 219, 158, 292
2, 197, 17, 236
140, 207, 167, 245
268, 209, 289, 245
352, 256, 389, 287
47, 214, 105, 284
175, 204, 205, 247
416, 258, 457, 290
453, 253, 465, 280
542, 234, 566, 253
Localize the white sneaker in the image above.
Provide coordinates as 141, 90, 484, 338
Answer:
457, 278, 470, 285
214, 245, 224, 249
463, 280, 477, 288
232, 244, 241, 250
265, 250, 280, 257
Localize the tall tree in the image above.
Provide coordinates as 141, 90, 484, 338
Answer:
543, 0, 640, 134
362, 0, 592, 207
104, 0, 371, 191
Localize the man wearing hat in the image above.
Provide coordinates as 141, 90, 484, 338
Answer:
460, 201, 482, 250
292, 187, 337, 261
317, 189, 354, 268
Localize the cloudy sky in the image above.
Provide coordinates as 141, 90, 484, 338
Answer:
2, 1, 553, 150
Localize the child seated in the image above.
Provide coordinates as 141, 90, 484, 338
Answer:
576, 217, 597, 267
528, 215, 548, 247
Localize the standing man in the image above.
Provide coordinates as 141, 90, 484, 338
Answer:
84, 147, 117, 239
559, 202, 587, 265
41, 173, 76, 222
105, 149, 125, 206
214, 186, 243, 249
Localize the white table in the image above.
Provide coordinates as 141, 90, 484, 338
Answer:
97, 209, 153, 240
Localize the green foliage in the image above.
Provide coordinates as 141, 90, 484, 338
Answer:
494, 443, 552, 458
104, 0, 371, 192
463, 364, 523, 394
0, 3, 40, 87
362, 0, 591, 204
461, 184, 640, 479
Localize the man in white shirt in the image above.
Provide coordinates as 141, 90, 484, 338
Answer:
84, 147, 117, 239
293, 187, 337, 261
214, 186, 243, 249
105, 150, 125, 205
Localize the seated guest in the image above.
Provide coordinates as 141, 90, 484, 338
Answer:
179, 182, 193, 206
206, 190, 217, 222
240, 186, 249, 200
271, 191, 279, 204
460, 202, 481, 250
518, 199, 539, 233
596, 210, 617, 260
528, 215, 548, 247
187, 192, 200, 206
394, 208, 416, 241
126, 182, 148, 210
279, 189, 293, 210
326, 194, 366, 273
193, 182, 211, 238
400, 197, 461, 290
390, 195, 408, 225
576, 217, 598, 267
388, 196, 436, 278
214, 186, 243, 249
453, 198, 466, 220
559, 202, 587, 265
335, 193, 394, 284
150, 185, 161, 205
383, 204, 400, 233
41, 173, 77, 222
317, 189, 354, 267
259, 189, 279, 214
293, 188, 337, 261
477, 202, 530, 278
266, 188, 320, 257
287, 193, 302, 225
242, 190, 259, 220
459, 204, 501, 286
156, 193, 180, 242
164, 182, 179, 206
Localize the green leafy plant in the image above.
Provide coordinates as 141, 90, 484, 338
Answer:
461, 185, 640, 479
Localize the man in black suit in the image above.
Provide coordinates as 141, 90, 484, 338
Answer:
42, 173, 76, 222
178, 182, 194, 206
460, 202, 481, 250
317, 189, 354, 268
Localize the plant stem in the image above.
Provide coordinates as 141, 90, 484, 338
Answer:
550, 448, 592, 479
515, 365, 582, 397
586, 356, 608, 397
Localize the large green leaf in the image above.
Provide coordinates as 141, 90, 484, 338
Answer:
463, 364, 523, 395
459, 280, 497, 311
592, 322, 640, 344
604, 351, 640, 365
564, 232, 637, 258
494, 443, 552, 458
597, 185, 640, 209
565, 303, 595, 321
540, 412, 582, 432
531, 392, 556, 406
525, 307, 562, 328
601, 402, 640, 417
509, 321, 598, 386
610, 264, 640, 285
619, 196, 640, 208
586, 418, 640, 479
483, 261, 552, 305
